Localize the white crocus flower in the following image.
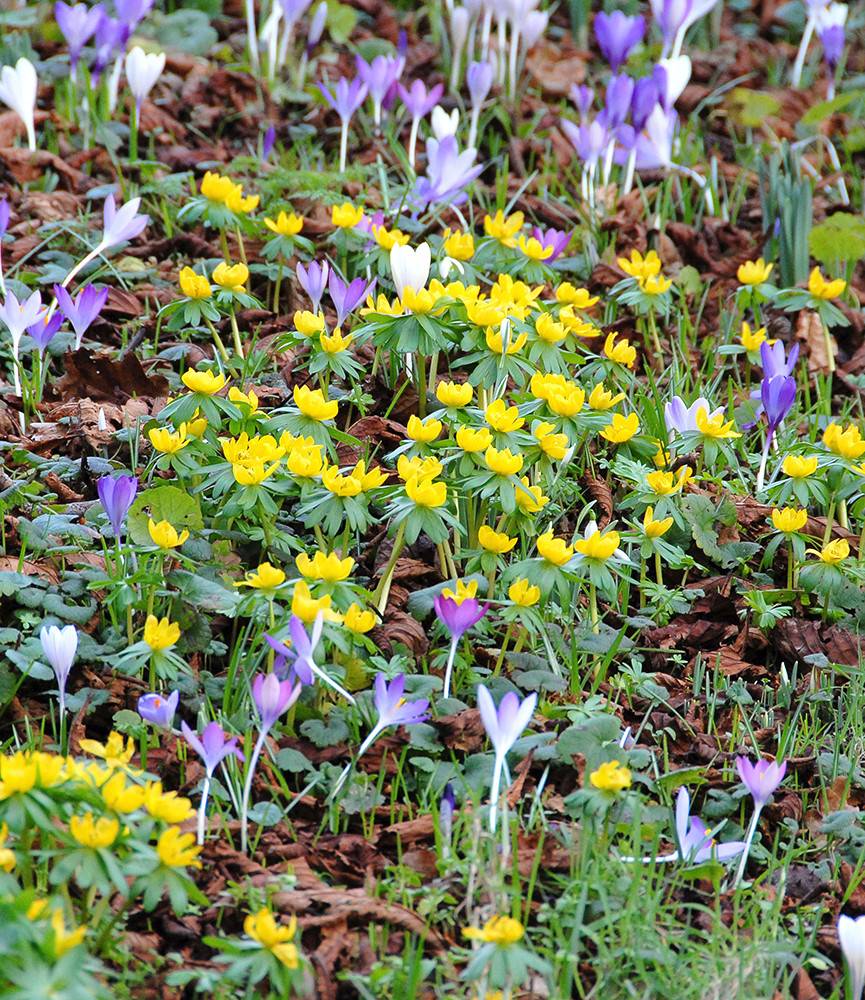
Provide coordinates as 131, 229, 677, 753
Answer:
390, 242, 431, 300
431, 105, 459, 140
0, 57, 38, 151
125, 46, 166, 114
838, 915, 865, 1000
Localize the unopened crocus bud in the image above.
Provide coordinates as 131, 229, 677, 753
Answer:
521, 8, 548, 48
307, 0, 327, 49
0, 57, 38, 152
440, 782, 456, 850
40, 624, 78, 716
449, 6, 470, 91
431, 104, 459, 139
467, 60, 494, 106
138, 690, 179, 728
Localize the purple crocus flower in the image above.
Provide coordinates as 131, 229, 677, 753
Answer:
182, 720, 245, 844
440, 782, 455, 851
820, 23, 845, 71
761, 375, 796, 433
252, 672, 302, 731
560, 118, 608, 168
599, 74, 635, 129
306, 0, 327, 51
760, 339, 799, 380
96, 473, 138, 538
55, 1, 103, 78
434, 591, 487, 699
328, 271, 374, 327
138, 689, 179, 728
398, 79, 443, 120
296, 260, 329, 313
40, 623, 78, 718
0, 198, 9, 237
631, 75, 661, 131
99, 194, 149, 250
594, 11, 645, 71
355, 54, 402, 125
319, 76, 368, 122
733, 755, 787, 885
664, 395, 722, 435
53, 283, 108, 349
467, 60, 494, 106
91, 12, 124, 81
413, 135, 483, 208
26, 309, 63, 353
531, 226, 571, 263
570, 83, 595, 120
478, 685, 537, 834
266, 613, 356, 703
262, 124, 276, 160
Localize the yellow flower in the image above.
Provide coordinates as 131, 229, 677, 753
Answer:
535, 313, 568, 343
331, 202, 364, 228
823, 422, 865, 460
546, 384, 585, 418
589, 759, 632, 792
407, 415, 443, 443
457, 426, 493, 453
442, 579, 478, 604
200, 171, 237, 204
156, 825, 202, 868
533, 421, 569, 460
212, 261, 249, 293
463, 915, 524, 946
617, 248, 661, 280
405, 475, 447, 507
808, 267, 846, 300
101, 772, 146, 813
484, 210, 524, 247
398, 454, 443, 482
287, 442, 324, 478
144, 782, 195, 824
485, 399, 524, 433
467, 299, 506, 328
737, 259, 773, 285
182, 369, 226, 395
530, 372, 569, 401
148, 424, 189, 455
740, 321, 767, 352
178, 266, 211, 299
639, 273, 672, 295
291, 580, 336, 623
69, 812, 119, 848
320, 328, 352, 353
508, 578, 540, 606
244, 909, 299, 969
485, 326, 528, 355
642, 506, 673, 538
517, 234, 554, 261
372, 224, 410, 251
559, 306, 599, 339
575, 528, 621, 562
771, 507, 808, 534
556, 283, 599, 308
79, 732, 136, 770
222, 432, 285, 464
232, 459, 280, 485
322, 464, 362, 497
600, 412, 640, 444
343, 603, 377, 634
296, 550, 354, 583
588, 383, 625, 410
294, 384, 338, 421
264, 210, 303, 236
0, 754, 37, 798
782, 455, 819, 478
603, 332, 636, 368
187, 411, 208, 438
695, 407, 741, 439
236, 562, 286, 590
0, 823, 14, 872
537, 530, 574, 566
485, 446, 523, 476
47, 908, 87, 956
515, 476, 549, 513
229, 386, 259, 412
817, 538, 850, 564
646, 467, 693, 495
436, 380, 472, 407
479, 525, 517, 554
147, 518, 190, 549
443, 228, 475, 260
294, 310, 326, 336
143, 614, 180, 652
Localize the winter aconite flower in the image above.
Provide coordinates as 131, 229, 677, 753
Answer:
536, 531, 574, 567
69, 812, 120, 849
181, 369, 226, 395
509, 579, 540, 607
782, 455, 819, 478
603, 332, 636, 367
771, 507, 808, 534
236, 562, 286, 591
807, 266, 845, 300
147, 519, 190, 550
479, 526, 517, 554
179, 266, 211, 299
590, 760, 632, 793
817, 538, 850, 564
463, 915, 525, 946
823, 423, 865, 460
245, 909, 300, 968
264, 211, 303, 236
213, 261, 249, 293
157, 826, 202, 869
643, 507, 673, 538
737, 258, 773, 285
600, 412, 640, 443
436, 380, 473, 407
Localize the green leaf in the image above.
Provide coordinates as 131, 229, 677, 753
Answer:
809, 213, 865, 267
150, 9, 218, 55
127, 485, 204, 547
300, 714, 349, 747
801, 90, 865, 126
168, 570, 240, 614
727, 88, 781, 127
556, 714, 622, 768
326, 0, 358, 44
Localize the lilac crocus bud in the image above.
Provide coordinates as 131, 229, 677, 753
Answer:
477, 686, 536, 833
307, 0, 328, 49
328, 271, 374, 327
296, 260, 329, 313
319, 76, 368, 123
355, 54, 402, 126
26, 309, 63, 354
570, 83, 594, 119
599, 74, 634, 129
0, 289, 43, 396
655, 55, 691, 109
440, 782, 456, 848
594, 10, 645, 70
99, 194, 149, 252
760, 339, 799, 380
96, 473, 138, 538
838, 915, 865, 1000
760, 375, 796, 434
413, 136, 482, 208
0, 198, 9, 238
522, 9, 549, 48
91, 12, 125, 82
138, 689, 179, 728
55, 2, 103, 79
262, 124, 276, 160
736, 756, 786, 809
53, 283, 109, 349
252, 673, 302, 732
631, 75, 660, 131
467, 60, 494, 107
182, 720, 244, 776
40, 624, 78, 717
0, 58, 38, 152
398, 79, 444, 121
124, 46, 166, 115
449, 5, 470, 90
560, 118, 608, 168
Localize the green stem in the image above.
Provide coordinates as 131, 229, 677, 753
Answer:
373, 522, 406, 613
273, 259, 284, 313
229, 307, 245, 359
588, 581, 598, 634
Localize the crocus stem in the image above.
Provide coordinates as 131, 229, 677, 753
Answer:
339, 122, 348, 173
196, 774, 211, 845
468, 105, 481, 150
408, 117, 419, 170
244, 0, 260, 72
755, 431, 772, 493
442, 635, 459, 700
374, 521, 406, 613
732, 804, 763, 888
507, 23, 520, 102
240, 729, 268, 853
790, 18, 815, 88
488, 752, 503, 832
129, 101, 139, 161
